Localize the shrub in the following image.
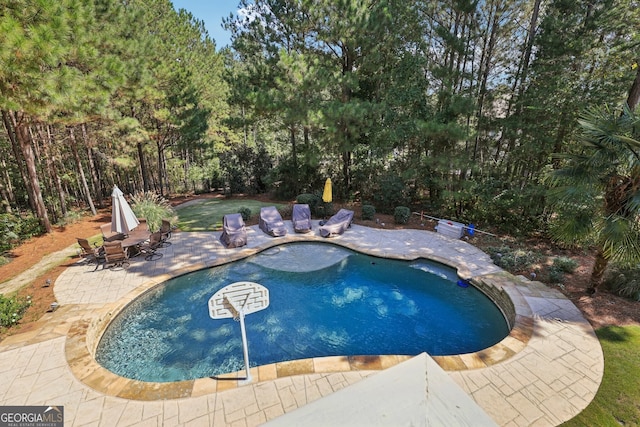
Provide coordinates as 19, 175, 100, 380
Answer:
0, 213, 45, 253
55, 209, 84, 227
372, 174, 413, 213
19, 215, 44, 239
317, 202, 333, 218
542, 257, 579, 284
485, 245, 543, 272
552, 256, 578, 273
296, 193, 322, 215
279, 204, 293, 219
239, 207, 251, 221
131, 192, 177, 232
465, 178, 546, 235
0, 294, 31, 328
603, 265, 640, 301
362, 204, 376, 220
394, 206, 411, 224
0, 214, 19, 253
547, 267, 566, 284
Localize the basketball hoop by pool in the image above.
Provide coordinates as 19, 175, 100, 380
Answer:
95, 243, 509, 383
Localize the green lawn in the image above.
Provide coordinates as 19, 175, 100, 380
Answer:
175, 198, 287, 231
561, 325, 640, 426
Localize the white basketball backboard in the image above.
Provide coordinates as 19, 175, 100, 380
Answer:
209, 281, 269, 320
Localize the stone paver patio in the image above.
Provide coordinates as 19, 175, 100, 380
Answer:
0, 221, 603, 426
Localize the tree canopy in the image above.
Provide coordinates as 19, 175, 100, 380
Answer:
1, 0, 639, 284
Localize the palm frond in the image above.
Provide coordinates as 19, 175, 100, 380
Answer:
549, 104, 640, 254
548, 209, 597, 246
600, 216, 640, 265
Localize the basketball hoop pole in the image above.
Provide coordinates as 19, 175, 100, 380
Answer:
209, 282, 269, 386
237, 309, 252, 384
224, 296, 252, 384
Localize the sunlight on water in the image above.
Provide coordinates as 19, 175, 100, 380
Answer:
331, 286, 366, 307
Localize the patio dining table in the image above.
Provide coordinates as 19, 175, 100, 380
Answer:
121, 230, 151, 257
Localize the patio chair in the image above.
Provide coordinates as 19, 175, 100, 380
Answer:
159, 219, 173, 246
103, 240, 130, 269
100, 223, 125, 242
220, 213, 247, 248
259, 206, 287, 237
292, 204, 312, 233
76, 238, 105, 268
138, 232, 163, 261
131, 218, 148, 232
319, 208, 354, 238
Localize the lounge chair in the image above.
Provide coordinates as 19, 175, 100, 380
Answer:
292, 204, 312, 233
138, 232, 163, 261
103, 240, 130, 269
76, 238, 105, 267
220, 213, 247, 248
259, 206, 287, 237
100, 223, 125, 242
319, 209, 354, 238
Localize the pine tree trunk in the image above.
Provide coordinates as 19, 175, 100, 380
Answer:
0, 165, 12, 212
2, 110, 36, 212
41, 125, 67, 219
474, 1, 499, 161
12, 112, 52, 232
82, 124, 103, 208
290, 125, 298, 194
137, 142, 150, 193
516, 0, 542, 108
0, 145, 16, 212
156, 141, 164, 197
69, 127, 97, 216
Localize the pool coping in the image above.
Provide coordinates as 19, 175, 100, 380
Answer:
66, 226, 535, 401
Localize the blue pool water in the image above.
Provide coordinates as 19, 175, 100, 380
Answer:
96, 243, 509, 382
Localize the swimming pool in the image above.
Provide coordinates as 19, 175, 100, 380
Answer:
96, 243, 509, 382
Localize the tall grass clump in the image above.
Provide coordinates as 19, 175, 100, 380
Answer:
131, 192, 177, 232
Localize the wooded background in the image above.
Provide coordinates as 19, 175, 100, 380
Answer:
1, 0, 639, 236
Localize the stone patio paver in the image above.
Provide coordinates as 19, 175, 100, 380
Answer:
0, 222, 604, 426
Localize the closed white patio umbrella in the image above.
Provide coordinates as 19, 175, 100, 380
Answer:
111, 185, 139, 234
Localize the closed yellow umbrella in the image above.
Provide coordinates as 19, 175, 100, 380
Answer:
322, 178, 332, 203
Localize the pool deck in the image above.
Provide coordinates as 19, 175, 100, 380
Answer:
0, 222, 603, 426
